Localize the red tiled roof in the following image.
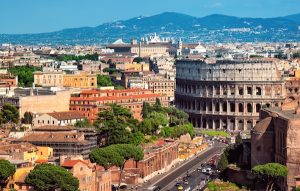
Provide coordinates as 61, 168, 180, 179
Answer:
36, 159, 48, 164
80, 88, 148, 94
47, 111, 84, 120
61, 160, 88, 167
15, 132, 88, 144
70, 93, 161, 101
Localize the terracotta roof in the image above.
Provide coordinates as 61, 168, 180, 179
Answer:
61, 160, 88, 168
0, 143, 37, 154
80, 88, 148, 94
33, 125, 76, 132
70, 93, 161, 101
47, 111, 84, 120
35, 159, 48, 164
15, 132, 89, 144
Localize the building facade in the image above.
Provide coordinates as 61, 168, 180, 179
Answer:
34, 71, 64, 87
13, 126, 97, 158
69, 89, 169, 122
33, 111, 84, 127
251, 107, 300, 190
175, 59, 285, 131
63, 73, 97, 89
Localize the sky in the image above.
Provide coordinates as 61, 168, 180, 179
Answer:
1, 0, 300, 34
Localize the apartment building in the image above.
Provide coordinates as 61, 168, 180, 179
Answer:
69, 89, 169, 122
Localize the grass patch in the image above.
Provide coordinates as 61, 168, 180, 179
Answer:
207, 180, 241, 191
199, 130, 229, 137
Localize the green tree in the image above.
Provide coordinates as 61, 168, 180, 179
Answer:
133, 57, 143, 63
130, 131, 145, 145
0, 159, 16, 189
90, 144, 143, 188
1, 103, 19, 124
164, 107, 189, 126
97, 75, 113, 87
217, 152, 229, 172
8, 65, 41, 87
152, 98, 163, 113
94, 104, 139, 145
142, 102, 150, 118
25, 163, 79, 191
160, 126, 174, 138
74, 118, 92, 128
139, 118, 153, 135
171, 123, 195, 138
252, 163, 288, 191
21, 111, 33, 124
148, 112, 168, 134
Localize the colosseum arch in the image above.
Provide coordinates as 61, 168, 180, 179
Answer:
256, 103, 261, 113
239, 103, 244, 113
247, 103, 253, 113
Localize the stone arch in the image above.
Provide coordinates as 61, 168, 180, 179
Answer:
239, 103, 244, 113
229, 119, 235, 131
238, 120, 244, 131
256, 103, 261, 113
222, 119, 227, 129
247, 120, 252, 129
247, 103, 253, 113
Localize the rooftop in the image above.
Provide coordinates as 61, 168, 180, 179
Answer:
47, 111, 84, 120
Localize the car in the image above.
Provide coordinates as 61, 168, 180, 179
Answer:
202, 168, 206, 173
175, 182, 181, 187
197, 167, 201, 171
177, 185, 184, 190
184, 180, 189, 185
153, 186, 161, 191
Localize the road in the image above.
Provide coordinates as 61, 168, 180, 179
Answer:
144, 142, 225, 191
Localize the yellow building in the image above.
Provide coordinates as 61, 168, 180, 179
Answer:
5, 167, 34, 191
0, 143, 53, 164
178, 136, 208, 160
34, 71, 64, 87
63, 73, 97, 88
117, 62, 149, 72
36, 146, 53, 161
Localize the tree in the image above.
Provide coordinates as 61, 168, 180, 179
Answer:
90, 144, 143, 188
217, 152, 229, 172
97, 75, 113, 87
21, 111, 33, 124
8, 65, 41, 87
133, 57, 143, 63
139, 118, 153, 135
171, 123, 195, 138
25, 163, 79, 191
0, 103, 19, 124
252, 163, 288, 191
142, 102, 150, 118
94, 104, 139, 145
74, 118, 92, 128
0, 159, 16, 189
152, 98, 163, 113
148, 112, 168, 134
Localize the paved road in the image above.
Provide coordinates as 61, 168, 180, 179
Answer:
145, 142, 225, 191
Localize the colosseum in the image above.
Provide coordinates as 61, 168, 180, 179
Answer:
175, 59, 286, 131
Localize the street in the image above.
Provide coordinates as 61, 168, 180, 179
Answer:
143, 142, 226, 191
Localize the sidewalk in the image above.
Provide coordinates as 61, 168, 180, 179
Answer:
140, 145, 213, 190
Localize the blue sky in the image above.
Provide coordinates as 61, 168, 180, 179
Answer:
1, 0, 300, 34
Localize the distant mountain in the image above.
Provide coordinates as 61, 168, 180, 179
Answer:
0, 12, 299, 45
